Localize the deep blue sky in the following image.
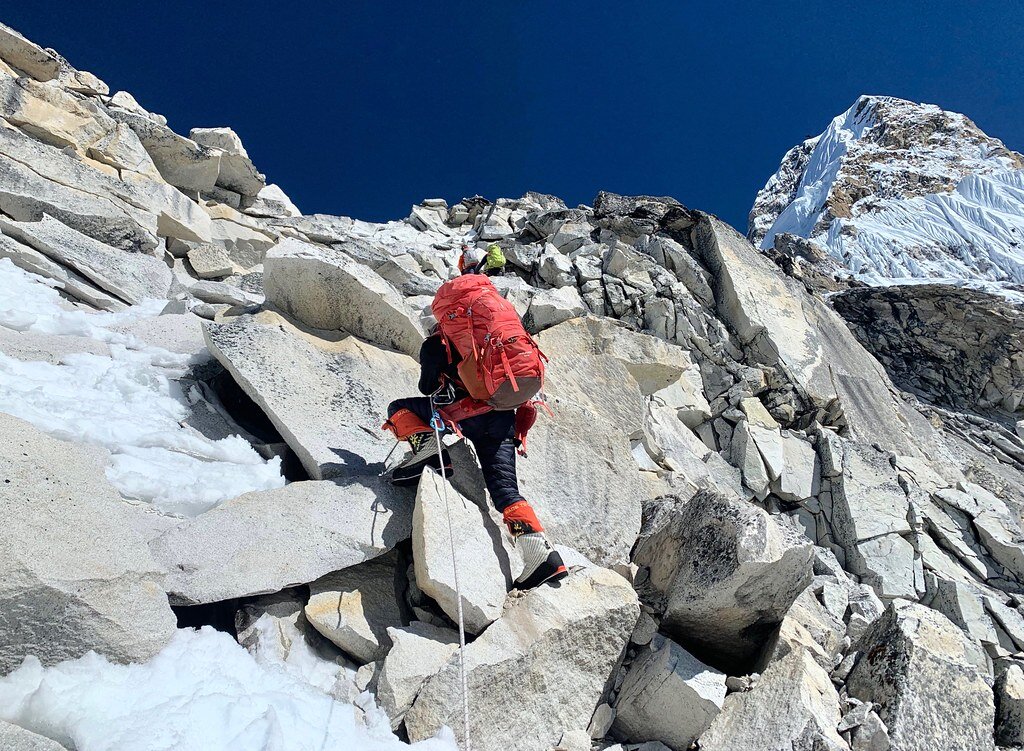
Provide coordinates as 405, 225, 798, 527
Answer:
5, 2, 1024, 233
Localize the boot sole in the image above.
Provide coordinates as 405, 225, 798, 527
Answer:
390, 453, 453, 486
514, 555, 569, 591
542, 565, 569, 585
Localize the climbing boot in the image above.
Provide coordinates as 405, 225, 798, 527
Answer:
390, 431, 452, 486
503, 500, 567, 589
383, 408, 453, 486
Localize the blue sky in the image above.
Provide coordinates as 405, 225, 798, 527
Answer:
5, 1, 1023, 233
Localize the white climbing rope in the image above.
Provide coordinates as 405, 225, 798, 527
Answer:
430, 405, 472, 751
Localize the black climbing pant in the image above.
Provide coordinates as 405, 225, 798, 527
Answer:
387, 397, 521, 512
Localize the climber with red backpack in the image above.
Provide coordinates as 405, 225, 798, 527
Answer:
382, 243, 567, 590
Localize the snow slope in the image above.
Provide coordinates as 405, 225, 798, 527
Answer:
749, 95, 1024, 294
759, 103, 875, 242
0, 627, 456, 751
0, 258, 284, 515
823, 169, 1024, 286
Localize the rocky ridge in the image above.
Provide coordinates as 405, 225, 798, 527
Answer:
0, 20, 1023, 751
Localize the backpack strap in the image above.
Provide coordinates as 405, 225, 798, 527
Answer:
498, 344, 520, 393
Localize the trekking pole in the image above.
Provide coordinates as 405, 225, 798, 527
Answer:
429, 398, 472, 751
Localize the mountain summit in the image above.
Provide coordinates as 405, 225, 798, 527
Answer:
749, 95, 1024, 294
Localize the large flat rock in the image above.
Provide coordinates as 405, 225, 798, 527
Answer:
203, 311, 418, 480
246, 183, 301, 219
692, 213, 950, 463
413, 469, 510, 634
518, 319, 645, 566
150, 477, 414, 605
264, 238, 426, 357
526, 285, 586, 331
88, 121, 161, 178
110, 311, 209, 358
0, 414, 176, 673
0, 215, 171, 305
405, 566, 639, 751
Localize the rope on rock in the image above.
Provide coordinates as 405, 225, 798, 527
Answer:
430, 404, 472, 751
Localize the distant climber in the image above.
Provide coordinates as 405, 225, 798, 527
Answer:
382, 243, 567, 590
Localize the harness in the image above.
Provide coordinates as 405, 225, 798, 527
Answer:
430, 377, 551, 457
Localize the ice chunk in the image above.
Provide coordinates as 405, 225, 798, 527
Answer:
0, 627, 456, 751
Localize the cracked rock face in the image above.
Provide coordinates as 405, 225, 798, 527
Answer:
4, 18, 1024, 750
833, 284, 1024, 420
405, 567, 639, 751
846, 601, 994, 751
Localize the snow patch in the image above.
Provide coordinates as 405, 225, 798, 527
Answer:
247, 612, 358, 696
0, 626, 456, 751
0, 258, 284, 515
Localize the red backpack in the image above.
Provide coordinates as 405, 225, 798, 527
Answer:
431, 274, 546, 411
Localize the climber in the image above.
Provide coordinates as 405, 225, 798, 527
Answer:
382, 243, 568, 590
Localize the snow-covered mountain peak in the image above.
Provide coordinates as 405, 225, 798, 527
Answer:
748, 96, 1024, 296
750, 95, 1024, 251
